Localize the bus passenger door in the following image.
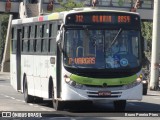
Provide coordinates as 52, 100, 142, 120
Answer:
16, 29, 22, 90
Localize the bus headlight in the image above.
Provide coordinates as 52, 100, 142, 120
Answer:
136, 74, 143, 82
123, 74, 143, 90
64, 75, 83, 89
123, 80, 141, 90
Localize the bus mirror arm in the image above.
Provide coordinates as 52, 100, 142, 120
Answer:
57, 30, 65, 54
56, 24, 65, 53
57, 41, 63, 53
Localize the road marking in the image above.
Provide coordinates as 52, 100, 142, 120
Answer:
40, 108, 47, 111
128, 103, 140, 106
33, 105, 39, 108
10, 97, 16, 100
16, 99, 24, 102
28, 103, 34, 106
1, 93, 53, 111
4, 95, 10, 98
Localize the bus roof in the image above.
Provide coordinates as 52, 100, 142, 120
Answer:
12, 12, 64, 25
70, 7, 139, 15
12, 7, 139, 25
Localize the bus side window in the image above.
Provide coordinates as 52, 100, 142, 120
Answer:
34, 25, 37, 52
42, 23, 49, 53
36, 39, 41, 53
36, 24, 42, 53
29, 25, 35, 53
21, 27, 24, 52
28, 26, 31, 52
12, 27, 17, 53
22, 26, 29, 53
49, 22, 57, 55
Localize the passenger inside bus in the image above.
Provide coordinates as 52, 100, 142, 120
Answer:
111, 38, 127, 55
107, 36, 139, 68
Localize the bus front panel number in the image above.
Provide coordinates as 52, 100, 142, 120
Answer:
98, 91, 111, 96
118, 16, 130, 23
76, 15, 84, 23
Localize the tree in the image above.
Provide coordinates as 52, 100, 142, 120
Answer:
141, 21, 153, 68
54, 0, 84, 12
141, 22, 152, 51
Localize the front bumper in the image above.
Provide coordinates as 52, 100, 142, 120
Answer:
61, 82, 142, 101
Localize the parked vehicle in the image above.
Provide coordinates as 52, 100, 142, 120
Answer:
142, 69, 150, 95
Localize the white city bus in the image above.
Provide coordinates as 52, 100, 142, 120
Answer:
10, 7, 144, 111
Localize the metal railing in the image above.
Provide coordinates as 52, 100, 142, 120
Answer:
85, 0, 153, 9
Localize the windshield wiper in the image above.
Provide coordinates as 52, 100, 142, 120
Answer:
110, 28, 122, 46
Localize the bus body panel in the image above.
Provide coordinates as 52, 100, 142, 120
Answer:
10, 54, 17, 90
20, 54, 57, 99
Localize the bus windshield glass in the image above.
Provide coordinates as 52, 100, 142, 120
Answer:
64, 28, 141, 69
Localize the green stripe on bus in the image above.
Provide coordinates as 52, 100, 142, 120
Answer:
70, 74, 137, 86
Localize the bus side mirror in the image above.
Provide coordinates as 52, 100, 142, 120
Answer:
141, 36, 147, 51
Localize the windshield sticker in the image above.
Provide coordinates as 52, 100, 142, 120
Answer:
69, 57, 95, 65
113, 55, 120, 68
106, 55, 121, 68
120, 58, 128, 67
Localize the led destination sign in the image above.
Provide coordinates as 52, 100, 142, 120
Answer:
75, 15, 130, 23
66, 12, 139, 25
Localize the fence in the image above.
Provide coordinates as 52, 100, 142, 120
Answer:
86, 0, 153, 9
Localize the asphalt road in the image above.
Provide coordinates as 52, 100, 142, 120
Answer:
0, 72, 160, 120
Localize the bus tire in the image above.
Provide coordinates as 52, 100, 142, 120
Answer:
114, 100, 126, 111
52, 87, 63, 110
23, 76, 34, 103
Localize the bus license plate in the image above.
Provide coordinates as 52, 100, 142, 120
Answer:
98, 91, 111, 96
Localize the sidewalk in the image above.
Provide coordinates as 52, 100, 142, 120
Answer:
0, 72, 10, 79
147, 89, 160, 96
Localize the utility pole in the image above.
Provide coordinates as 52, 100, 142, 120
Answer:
39, 0, 42, 15
1, 15, 13, 72
150, 0, 160, 90
0, 21, 1, 66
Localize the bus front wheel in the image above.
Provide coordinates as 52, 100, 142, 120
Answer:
114, 100, 126, 111
23, 76, 34, 103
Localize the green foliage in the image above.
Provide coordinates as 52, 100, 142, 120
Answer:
141, 22, 153, 42
141, 21, 153, 66
141, 22, 153, 50
55, 0, 84, 12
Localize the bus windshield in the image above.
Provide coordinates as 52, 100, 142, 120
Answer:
64, 28, 141, 69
